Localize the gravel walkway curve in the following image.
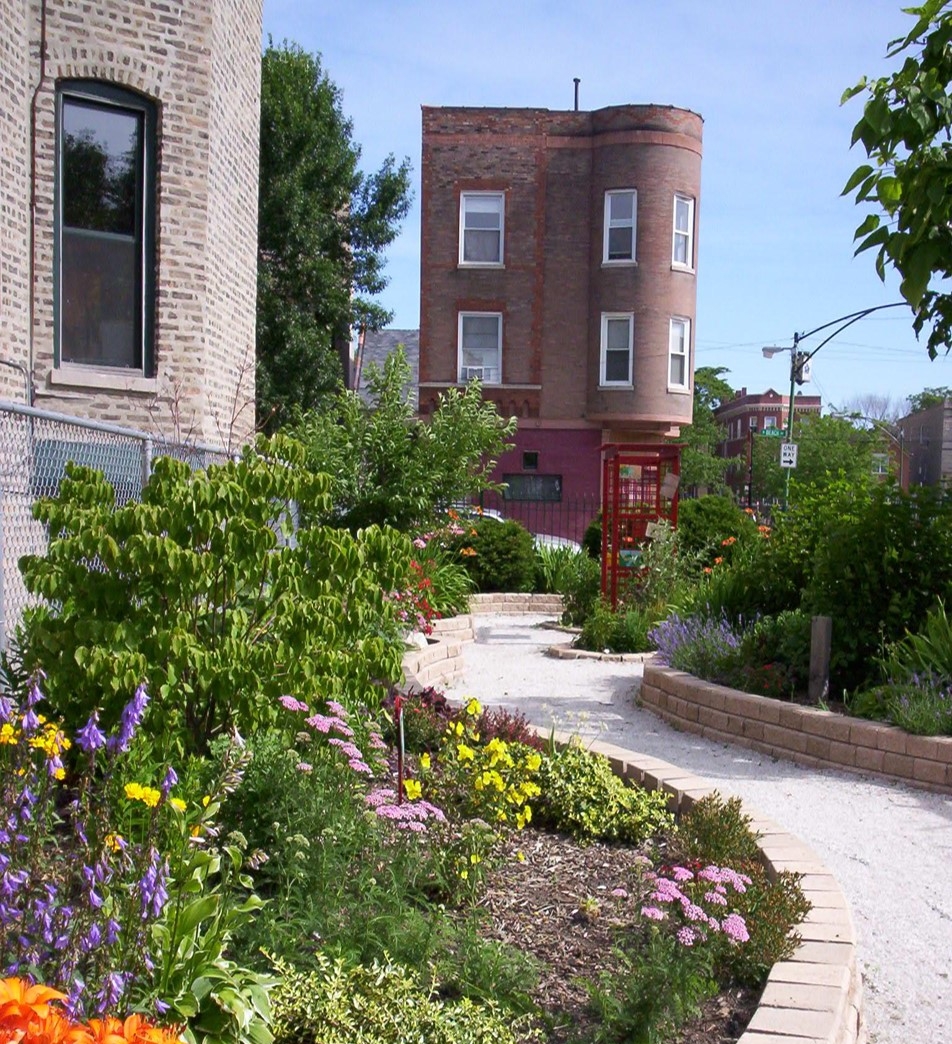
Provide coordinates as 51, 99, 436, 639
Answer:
443, 614, 952, 1044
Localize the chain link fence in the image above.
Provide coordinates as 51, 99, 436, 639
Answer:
0, 402, 232, 650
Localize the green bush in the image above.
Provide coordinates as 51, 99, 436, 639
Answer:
560, 552, 602, 627
269, 953, 541, 1044
451, 518, 537, 593
676, 496, 758, 560
533, 742, 674, 843
803, 484, 952, 692
533, 543, 583, 594
577, 599, 655, 654
15, 440, 411, 759
582, 514, 602, 559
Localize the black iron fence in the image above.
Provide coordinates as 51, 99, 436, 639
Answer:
474, 490, 600, 546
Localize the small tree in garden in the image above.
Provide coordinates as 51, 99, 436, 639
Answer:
16, 436, 412, 759
291, 346, 515, 532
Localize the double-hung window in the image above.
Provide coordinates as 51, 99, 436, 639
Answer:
56, 82, 156, 372
669, 317, 691, 390
459, 192, 504, 265
603, 190, 636, 263
458, 312, 502, 384
672, 194, 695, 269
600, 313, 633, 387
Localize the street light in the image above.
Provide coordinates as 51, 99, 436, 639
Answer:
762, 302, 907, 508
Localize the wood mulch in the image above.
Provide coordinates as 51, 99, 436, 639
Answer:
470, 827, 760, 1043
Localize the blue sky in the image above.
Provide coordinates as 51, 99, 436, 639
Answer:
262, 0, 952, 415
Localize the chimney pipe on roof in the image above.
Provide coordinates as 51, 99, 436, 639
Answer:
573, 77, 580, 111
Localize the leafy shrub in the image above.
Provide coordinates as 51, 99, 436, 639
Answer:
450, 518, 537, 593
676, 496, 758, 560
16, 439, 410, 759
533, 742, 674, 843
411, 537, 475, 617
534, 543, 584, 594
269, 953, 541, 1044
735, 610, 812, 698
582, 514, 602, 559
577, 599, 655, 654
803, 484, 952, 692
664, 793, 811, 986
560, 552, 602, 627
851, 677, 952, 736
649, 613, 744, 681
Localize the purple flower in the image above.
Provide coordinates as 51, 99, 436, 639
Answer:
138, 849, 169, 919
0, 694, 13, 724
75, 711, 107, 753
160, 766, 178, 797
107, 684, 150, 754
104, 918, 121, 945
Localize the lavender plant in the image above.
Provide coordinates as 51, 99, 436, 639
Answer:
648, 612, 744, 680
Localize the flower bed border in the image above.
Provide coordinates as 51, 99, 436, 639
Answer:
403, 613, 867, 1044
642, 664, 952, 796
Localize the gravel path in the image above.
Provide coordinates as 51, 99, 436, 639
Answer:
443, 614, 952, 1044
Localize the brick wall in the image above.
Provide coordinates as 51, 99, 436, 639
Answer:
420, 104, 703, 440
0, 0, 261, 445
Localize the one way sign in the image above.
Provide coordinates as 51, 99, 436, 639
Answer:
780, 442, 798, 469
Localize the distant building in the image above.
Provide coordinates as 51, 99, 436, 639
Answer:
354, 329, 419, 408
897, 399, 952, 487
714, 387, 822, 499
418, 102, 703, 515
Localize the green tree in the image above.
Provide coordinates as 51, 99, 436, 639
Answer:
291, 346, 516, 532
751, 414, 879, 501
678, 366, 741, 494
906, 385, 952, 412
257, 41, 412, 429
842, 1, 952, 356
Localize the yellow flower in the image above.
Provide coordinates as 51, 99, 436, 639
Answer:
419, 752, 431, 771
466, 698, 481, 717
403, 778, 422, 801
0, 723, 16, 745
456, 743, 475, 762
169, 797, 187, 812
460, 869, 469, 880
525, 752, 542, 772
104, 833, 124, 851
124, 782, 162, 808
202, 795, 211, 807
470, 853, 481, 865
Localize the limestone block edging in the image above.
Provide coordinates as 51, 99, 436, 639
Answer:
642, 663, 952, 796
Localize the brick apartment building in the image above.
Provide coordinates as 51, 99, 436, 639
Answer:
418, 103, 703, 515
715, 387, 822, 498
0, 0, 262, 444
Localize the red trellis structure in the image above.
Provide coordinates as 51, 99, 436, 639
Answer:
601, 443, 682, 608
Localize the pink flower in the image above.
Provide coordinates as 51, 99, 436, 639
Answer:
611, 888, 628, 898
677, 927, 697, 946
279, 695, 309, 713
326, 700, 348, 717
641, 905, 665, 921
348, 758, 372, 775
672, 866, 694, 882
296, 761, 313, 773
413, 537, 427, 549
721, 913, 749, 943
704, 890, 728, 906
306, 713, 333, 733
683, 902, 707, 922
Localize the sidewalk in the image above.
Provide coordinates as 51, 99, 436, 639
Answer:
444, 614, 952, 1044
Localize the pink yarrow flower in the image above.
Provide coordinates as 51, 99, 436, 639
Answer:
279, 695, 309, 713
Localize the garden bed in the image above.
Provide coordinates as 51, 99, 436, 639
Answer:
642, 663, 952, 795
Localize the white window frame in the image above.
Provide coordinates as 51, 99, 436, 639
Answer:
672, 194, 695, 270
764, 416, 777, 429
599, 313, 634, 388
668, 316, 691, 391
458, 192, 505, 266
457, 311, 502, 384
602, 189, 637, 264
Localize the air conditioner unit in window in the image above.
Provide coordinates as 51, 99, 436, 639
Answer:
461, 366, 487, 381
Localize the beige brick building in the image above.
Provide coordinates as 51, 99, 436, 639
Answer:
0, 0, 262, 447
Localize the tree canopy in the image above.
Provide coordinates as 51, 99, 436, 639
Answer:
289, 346, 516, 532
677, 366, 741, 495
906, 385, 952, 412
256, 42, 412, 429
842, 1, 952, 357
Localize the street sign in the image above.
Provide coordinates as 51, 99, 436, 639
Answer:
759, 428, 785, 438
780, 442, 798, 468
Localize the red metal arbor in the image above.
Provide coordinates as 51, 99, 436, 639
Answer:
600, 444, 681, 608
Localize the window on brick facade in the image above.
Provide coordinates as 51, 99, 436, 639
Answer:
56, 82, 155, 372
459, 192, 504, 265
458, 312, 502, 383
764, 416, 777, 429
672, 194, 695, 269
872, 453, 889, 476
600, 313, 633, 387
603, 190, 637, 262
503, 473, 562, 501
668, 317, 690, 390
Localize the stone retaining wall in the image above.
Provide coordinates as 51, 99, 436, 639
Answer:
642, 664, 952, 795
